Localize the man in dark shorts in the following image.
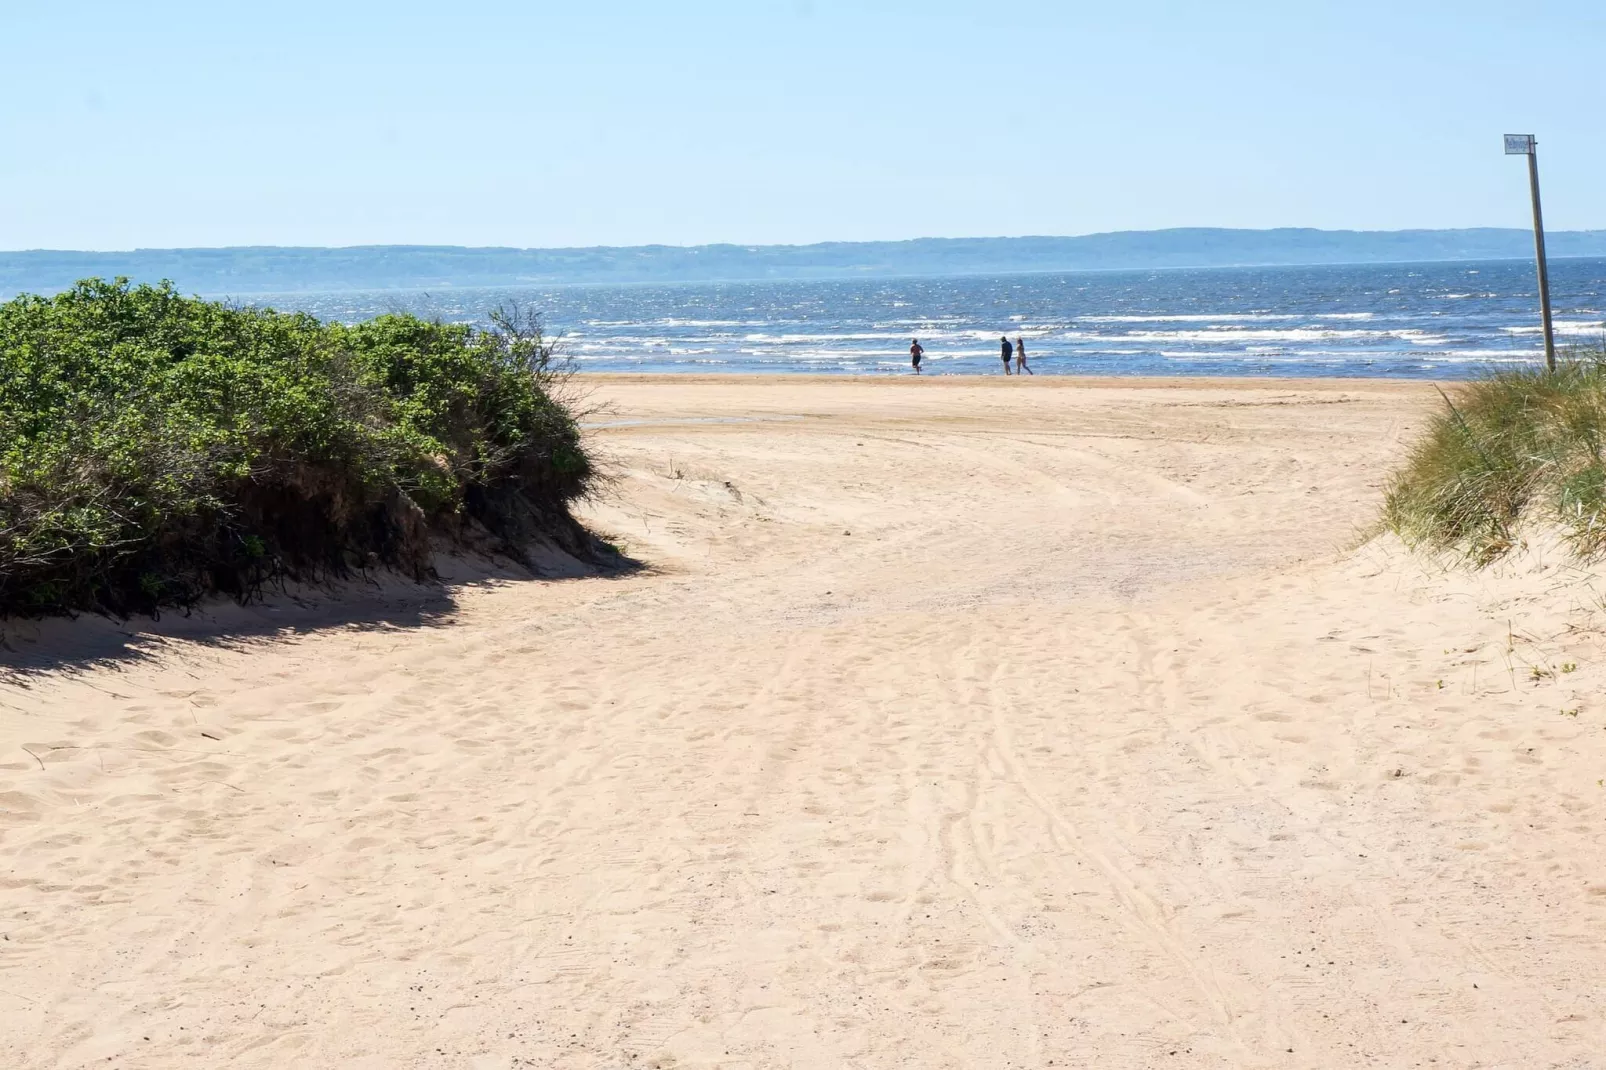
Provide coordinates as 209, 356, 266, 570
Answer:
910, 338, 924, 374
1000, 335, 1013, 374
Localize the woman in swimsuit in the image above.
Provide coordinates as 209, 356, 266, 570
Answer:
1015, 336, 1032, 375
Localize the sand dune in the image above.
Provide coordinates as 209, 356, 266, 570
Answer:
4, 375, 1605, 1068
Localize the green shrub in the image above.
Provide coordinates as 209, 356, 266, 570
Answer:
1383, 349, 1606, 563
0, 278, 597, 616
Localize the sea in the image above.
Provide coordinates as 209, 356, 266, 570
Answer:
245, 257, 1606, 380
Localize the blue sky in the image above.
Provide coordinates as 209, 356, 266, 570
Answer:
3, 0, 1602, 250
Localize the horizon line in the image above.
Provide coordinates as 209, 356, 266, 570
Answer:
8, 224, 1606, 257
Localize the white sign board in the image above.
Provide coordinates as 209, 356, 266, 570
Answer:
1504, 134, 1535, 155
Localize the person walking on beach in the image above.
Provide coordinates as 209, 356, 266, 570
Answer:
1015, 335, 1032, 375
910, 338, 924, 374
1000, 335, 1013, 374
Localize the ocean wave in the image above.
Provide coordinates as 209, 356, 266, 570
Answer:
735, 348, 913, 360
655, 318, 767, 328
1499, 321, 1606, 336
1158, 352, 1355, 363
740, 332, 894, 343
260, 261, 1606, 381
869, 327, 1054, 341
1112, 328, 1441, 344
570, 335, 677, 347
1078, 313, 1305, 323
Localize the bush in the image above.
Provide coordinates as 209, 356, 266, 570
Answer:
0, 278, 597, 617
1383, 349, 1606, 563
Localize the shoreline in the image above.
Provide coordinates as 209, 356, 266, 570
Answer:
573, 370, 1444, 390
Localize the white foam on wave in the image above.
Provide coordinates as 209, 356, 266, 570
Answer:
571, 353, 729, 366
736, 347, 922, 361
1112, 327, 1440, 344
1426, 352, 1543, 363
1078, 313, 1303, 324
1500, 321, 1606, 337
1158, 352, 1353, 364
571, 335, 677, 347
1276, 348, 1535, 361
872, 317, 969, 327
871, 327, 1055, 341
741, 332, 891, 343
656, 318, 766, 328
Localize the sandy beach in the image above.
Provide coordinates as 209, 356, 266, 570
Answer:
4, 374, 1605, 1068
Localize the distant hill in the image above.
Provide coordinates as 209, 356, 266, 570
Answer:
5, 228, 1606, 296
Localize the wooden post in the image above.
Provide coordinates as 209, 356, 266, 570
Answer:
1506, 134, 1557, 372
1526, 148, 1557, 372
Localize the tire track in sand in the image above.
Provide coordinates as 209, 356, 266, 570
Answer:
947, 625, 1259, 1058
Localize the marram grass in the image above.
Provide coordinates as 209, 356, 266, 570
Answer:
1383, 348, 1606, 564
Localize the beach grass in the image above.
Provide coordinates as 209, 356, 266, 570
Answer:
0, 278, 596, 617
1383, 347, 1606, 563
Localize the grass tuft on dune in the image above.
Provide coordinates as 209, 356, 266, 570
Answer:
0, 278, 597, 618
1384, 347, 1606, 563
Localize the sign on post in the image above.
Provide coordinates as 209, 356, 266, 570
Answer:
1505, 134, 1556, 371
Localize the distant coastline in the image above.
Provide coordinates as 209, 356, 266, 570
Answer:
5, 227, 1606, 298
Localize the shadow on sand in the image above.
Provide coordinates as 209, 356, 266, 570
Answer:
0, 543, 646, 686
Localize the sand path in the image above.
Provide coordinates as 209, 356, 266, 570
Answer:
4, 376, 1605, 1068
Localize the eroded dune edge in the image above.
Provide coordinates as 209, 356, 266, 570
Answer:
3, 376, 1604, 1069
